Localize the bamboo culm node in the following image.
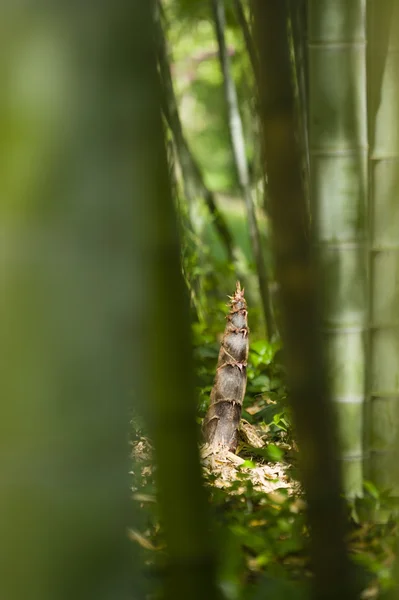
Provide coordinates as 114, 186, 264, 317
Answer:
202, 282, 249, 453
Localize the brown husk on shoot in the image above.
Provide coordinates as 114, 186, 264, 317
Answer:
202, 282, 249, 453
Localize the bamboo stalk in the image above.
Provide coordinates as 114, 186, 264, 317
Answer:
366, 0, 399, 493
289, 0, 311, 225
0, 3, 138, 599
232, 0, 259, 78
253, 3, 356, 598
308, 0, 368, 497
133, 3, 220, 599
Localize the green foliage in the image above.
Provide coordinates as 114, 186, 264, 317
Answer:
346, 490, 399, 595
209, 480, 309, 598
165, 0, 256, 193
244, 338, 292, 448
163, 0, 272, 334
168, 0, 243, 29
131, 324, 399, 598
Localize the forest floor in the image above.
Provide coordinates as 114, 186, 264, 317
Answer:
132, 421, 397, 600
131, 333, 398, 599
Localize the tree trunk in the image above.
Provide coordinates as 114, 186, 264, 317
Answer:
308, 0, 368, 497
202, 282, 249, 452
253, 2, 356, 599
366, 0, 399, 495
212, 0, 275, 339
135, 4, 220, 600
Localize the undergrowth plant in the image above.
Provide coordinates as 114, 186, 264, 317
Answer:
131, 315, 399, 600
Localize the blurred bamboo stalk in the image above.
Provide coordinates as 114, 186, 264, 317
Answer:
135, 3, 220, 600
366, 0, 399, 497
308, 0, 368, 496
253, 2, 356, 599
288, 0, 311, 226
0, 3, 138, 599
232, 0, 259, 77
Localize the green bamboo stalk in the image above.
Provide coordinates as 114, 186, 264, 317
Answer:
308, 0, 368, 496
366, 0, 399, 493
289, 0, 311, 225
135, 4, 220, 600
233, 0, 259, 78
253, 3, 356, 598
0, 3, 138, 599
